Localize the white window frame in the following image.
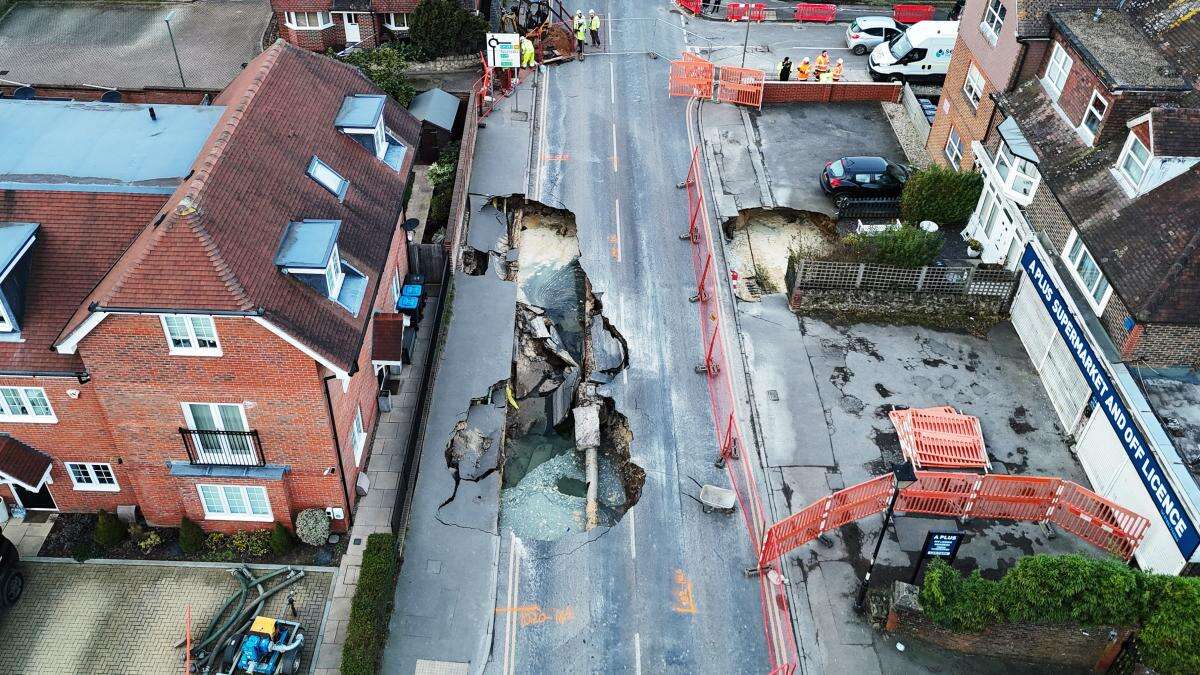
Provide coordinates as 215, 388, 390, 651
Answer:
161, 314, 222, 356
197, 484, 273, 522
944, 127, 963, 166
1041, 41, 1072, 100
383, 12, 410, 31
0, 302, 13, 333
285, 11, 332, 30
182, 402, 254, 461
390, 270, 402, 306
993, 142, 1040, 198
65, 462, 120, 492
1077, 90, 1108, 146
1061, 230, 1112, 313
351, 405, 367, 465
962, 63, 985, 110
0, 386, 55, 423
325, 245, 346, 300
979, 0, 1006, 45
1116, 132, 1151, 193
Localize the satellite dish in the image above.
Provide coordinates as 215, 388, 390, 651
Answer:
13, 86, 35, 100
100, 90, 122, 103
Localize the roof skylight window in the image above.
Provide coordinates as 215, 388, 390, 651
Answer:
307, 156, 348, 201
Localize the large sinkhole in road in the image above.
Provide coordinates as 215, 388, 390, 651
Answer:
501, 204, 643, 542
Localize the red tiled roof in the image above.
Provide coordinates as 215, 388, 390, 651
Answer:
372, 312, 405, 362
0, 190, 167, 374
61, 41, 421, 373
0, 434, 52, 490
1149, 107, 1200, 158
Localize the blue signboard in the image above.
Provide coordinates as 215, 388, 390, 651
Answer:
1021, 243, 1200, 559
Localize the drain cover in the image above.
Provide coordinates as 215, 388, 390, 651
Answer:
767, 390, 780, 401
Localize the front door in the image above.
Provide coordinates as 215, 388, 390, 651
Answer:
341, 13, 361, 43
11, 482, 56, 510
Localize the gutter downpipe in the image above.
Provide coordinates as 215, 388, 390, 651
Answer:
323, 372, 355, 530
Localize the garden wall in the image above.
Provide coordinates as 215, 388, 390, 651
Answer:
886, 582, 1130, 670
763, 81, 902, 104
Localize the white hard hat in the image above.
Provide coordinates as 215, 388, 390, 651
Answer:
836, 58, 844, 64
589, 9, 596, 13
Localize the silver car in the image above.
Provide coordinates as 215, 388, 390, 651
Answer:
845, 16, 905, 55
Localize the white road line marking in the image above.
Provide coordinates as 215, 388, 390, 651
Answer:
782, 45, 854, 51
612, 122, 619, 173
503, 531, 520, 675
628, 507, 637, 560
610, 60, 616, 105
614, 198, 622, 262
634, 632, 643, 675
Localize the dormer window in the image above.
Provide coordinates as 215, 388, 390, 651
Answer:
274, 219, 367, 315
0, 222, 38, 340
307, 157, 348, 201
1117, 133, 1151, 188
334, 94, 388, 159
994, 118, 1041, 204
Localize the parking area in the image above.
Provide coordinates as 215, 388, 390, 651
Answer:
0, 561, 332, 674
739, 297, 1102, 673
0, 0, 271, 91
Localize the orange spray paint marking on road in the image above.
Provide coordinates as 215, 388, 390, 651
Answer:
495, 604, 575, 627
672, 569, 698, 614
543, 153, 570, 161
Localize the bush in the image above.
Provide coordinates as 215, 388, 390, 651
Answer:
179, 516, 205, 554
295, 508, 332, 547
899, 165, 983, 227
92, 509, 128, 550
70, 539, 95, 562
337, 45, 417, 107
919, 555, 1200, 675
271, 522, 295, 557
409, 0, 487, 59
341, 534, 398, 675
228, 530, 272, 557
843, 225, 943, 269
136, 531, 163, 553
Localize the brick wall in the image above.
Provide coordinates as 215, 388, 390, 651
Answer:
0, 85, 213, 105
277, 14, 340, 51
886, 582, 1129, 670
1125, 323, 1200, 367
1048, 37, 1105, 129
761, 81, 901, 105
0, 376, 127, 515
927, 37, 998, 170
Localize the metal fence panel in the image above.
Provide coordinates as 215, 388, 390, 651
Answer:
790, 259, 1016, 298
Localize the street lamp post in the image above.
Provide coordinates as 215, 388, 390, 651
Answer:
739, 14, 752, 68
853, 459, 918, 612
164, 10, 186, 88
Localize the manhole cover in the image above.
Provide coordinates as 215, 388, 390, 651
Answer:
767, 390, 780, 401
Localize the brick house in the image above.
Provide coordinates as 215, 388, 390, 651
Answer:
946, 2, 1200, 573
0, 41, 422, 534
272, 0, 480, 52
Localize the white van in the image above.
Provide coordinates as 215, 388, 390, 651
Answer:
868, 21, 958, 83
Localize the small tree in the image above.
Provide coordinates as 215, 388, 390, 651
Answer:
179, 516, 206, 554
93, 509, 128, 549
337, 45, 417, 107
271, 521, 295, 557
409, 0, 488, 59
899, 165, 984, 227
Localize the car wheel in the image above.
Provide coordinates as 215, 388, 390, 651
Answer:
889, 74, 903, 83
852, 44, 867, 55
834, 194, 850, 209
0, 569, 24, 607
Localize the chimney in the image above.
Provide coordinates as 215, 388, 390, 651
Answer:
149, 106, 157, 121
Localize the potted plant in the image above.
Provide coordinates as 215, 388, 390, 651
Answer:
966, 239, 983, 258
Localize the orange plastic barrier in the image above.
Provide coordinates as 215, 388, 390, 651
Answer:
669, 53, 715, 99
726, 2, 748, 20
968, 474, 1061, 522
759, 474, 893, 565
893, 3, 935, 23
715, 65, 766, 108
894, 471, 975, 516
1052, 482, 1151, 560
678, 0, 703, 14
795, 3, 837, 23
890, 406, 990, 470
749, 3, 767, 21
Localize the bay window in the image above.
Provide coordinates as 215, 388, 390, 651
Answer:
285, 11, 331, 30
994, 142, 1039, 199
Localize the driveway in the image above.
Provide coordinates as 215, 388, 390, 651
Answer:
0, 0, 271, 90
0, 561, 332, 674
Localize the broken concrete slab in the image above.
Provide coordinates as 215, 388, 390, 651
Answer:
467, 197, 509, 254
590, 316, 626, 374
573, 404, 601, 450
548, 368, 579, 430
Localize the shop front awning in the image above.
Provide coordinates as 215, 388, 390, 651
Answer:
0, 434, 52, 491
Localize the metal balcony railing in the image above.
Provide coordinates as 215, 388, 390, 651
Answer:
178, 428, 265, 467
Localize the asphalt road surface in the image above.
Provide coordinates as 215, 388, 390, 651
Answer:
484, 5, 779, 674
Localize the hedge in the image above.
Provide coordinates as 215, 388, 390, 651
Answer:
919, 555, 1200, 674
899, 165, 983, 227
341, 533, 400, 675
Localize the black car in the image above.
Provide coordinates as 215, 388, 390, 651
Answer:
820, 156, 910, 206
0, 529, 22, 612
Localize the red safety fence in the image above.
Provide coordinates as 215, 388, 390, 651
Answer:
893, 3, 936, 23
1052, 482, 1151, 560
890, 406, 991, 470
968, 474, 1061, 522
669, 53, 716, 99
759, 474, 893, 565
715, 65, 766, 108
726, 2, 766, 21
678, 0, 703, 14
795, 3, 837, 23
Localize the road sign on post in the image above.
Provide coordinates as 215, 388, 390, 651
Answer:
486, 33, 521, 69
910, 530, 964, 583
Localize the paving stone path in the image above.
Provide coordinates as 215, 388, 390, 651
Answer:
0, 561, 331, 674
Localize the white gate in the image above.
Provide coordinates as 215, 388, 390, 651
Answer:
1010, 275, 1090, 431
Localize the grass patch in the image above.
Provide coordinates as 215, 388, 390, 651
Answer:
341, 533, 399, 675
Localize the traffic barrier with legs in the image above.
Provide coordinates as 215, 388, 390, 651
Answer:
669, 53, 716, 99
893, 4, 935, 23
715, 66, 766, 108
794, 3, 837, 23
